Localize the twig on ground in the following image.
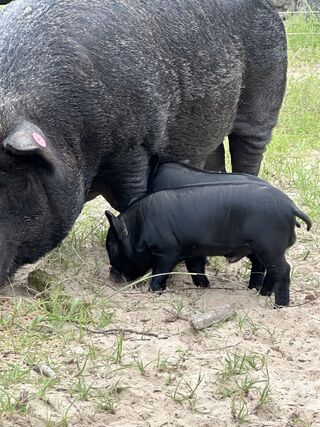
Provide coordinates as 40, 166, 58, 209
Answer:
163, 308, 189, 322
78, 325, 168, 339
40, 396, 57, 412
289, 293, 320, 307
214, 341, 242, 351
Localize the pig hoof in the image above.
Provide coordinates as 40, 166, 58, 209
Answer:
274, 299, 289, 307
149, 283, 166, 293
273, 304, 286, 309
194, 277, 210, 288
248, 283, 262, 291
259, 288, 272, 297
109, 271, 125, 284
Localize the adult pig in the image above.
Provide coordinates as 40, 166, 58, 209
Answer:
0, 0, 286, 284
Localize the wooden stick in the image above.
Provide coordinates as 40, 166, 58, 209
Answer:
80, 326, 168, 339
190, 305, 235, 331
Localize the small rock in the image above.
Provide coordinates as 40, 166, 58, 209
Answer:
31, 363, 57, 378
27, 269, 58, 293
305, 293, 316, 302
190, 305, 235, 331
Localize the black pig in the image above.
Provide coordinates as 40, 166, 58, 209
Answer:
106, 183, 311, 306
144, 160, 271, 288
0, 0, 286, 284
148, 160, 269, 192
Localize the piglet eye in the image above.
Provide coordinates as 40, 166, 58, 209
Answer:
109, 244, 118, 257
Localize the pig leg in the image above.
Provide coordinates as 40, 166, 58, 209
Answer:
248, 254, 266, 291
204, 143, 226, 172
185, 257, 210, 288
150, 254, 179, 292
229, 53, 287, 175
229, 130, 267, 176
259, 273, 274, 297
98, 150, 150, 211
259, 257, 291, 306
274, 260, 291, 307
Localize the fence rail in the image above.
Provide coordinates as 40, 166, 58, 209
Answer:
280, 10, 320, 13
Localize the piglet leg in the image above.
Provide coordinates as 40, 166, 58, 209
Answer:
248, 254, 266, 291
185, 256, 210, 288
150, 254, 179, 292
260, 257, 290, 306
273, 259, 290, 307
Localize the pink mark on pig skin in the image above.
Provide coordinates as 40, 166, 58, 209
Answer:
32, 132, 46, 148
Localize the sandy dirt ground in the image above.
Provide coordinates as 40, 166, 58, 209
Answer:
0, 197, 319, 427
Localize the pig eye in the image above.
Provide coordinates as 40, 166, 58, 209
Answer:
109, 244, 118, 257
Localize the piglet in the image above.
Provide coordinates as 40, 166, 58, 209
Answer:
106, 182, 311, 306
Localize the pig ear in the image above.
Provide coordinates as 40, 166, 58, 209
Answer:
105, 210, 116, 225
105, 210, 129, 240
3, 121, 56, 165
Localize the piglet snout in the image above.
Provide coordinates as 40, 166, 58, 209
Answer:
109, 266, 125, 284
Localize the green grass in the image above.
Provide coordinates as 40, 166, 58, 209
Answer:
0, 296, 123, 423
286, 14, 320, 56
217, 351, 271, 423
259, 14, 320, 220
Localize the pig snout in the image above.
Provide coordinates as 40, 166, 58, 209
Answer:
109, 266, 126, 283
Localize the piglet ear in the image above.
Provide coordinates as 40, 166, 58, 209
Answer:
105, 210, 116, 224
105, 210, 129, 240
3, 121, 56, 166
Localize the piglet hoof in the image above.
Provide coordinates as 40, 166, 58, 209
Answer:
248, 283, 261, 291
274, 298, 290, 308
150, 289, 163, 295
109, 267, 125, 284
149, 281, 166, 293
194, 276, 210, 288
259, 288, 272, 297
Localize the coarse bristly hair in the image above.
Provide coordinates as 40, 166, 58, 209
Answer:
0, 0, 286, 284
